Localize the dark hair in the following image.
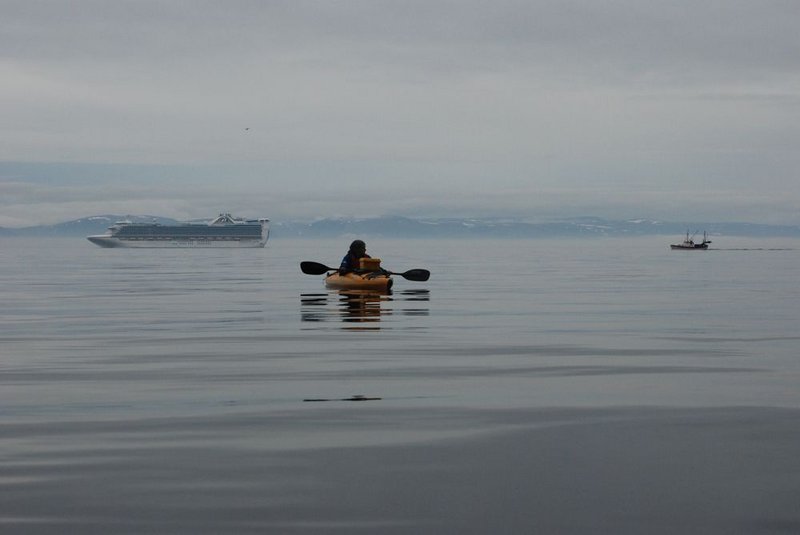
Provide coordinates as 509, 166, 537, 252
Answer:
349, 239, 366, 253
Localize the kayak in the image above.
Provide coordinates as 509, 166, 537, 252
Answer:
324, 271, 393, 291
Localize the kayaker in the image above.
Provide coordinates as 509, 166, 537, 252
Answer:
339, 239, 370, 275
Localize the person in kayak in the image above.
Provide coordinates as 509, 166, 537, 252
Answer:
339, 239, 370, 275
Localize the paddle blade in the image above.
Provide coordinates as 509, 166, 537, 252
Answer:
399, 269, 430, 282
300, 261, 333, 275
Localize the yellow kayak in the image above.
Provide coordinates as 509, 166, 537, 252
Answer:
324, 271, 393, 291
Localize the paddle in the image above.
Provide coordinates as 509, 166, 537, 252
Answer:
300, 261, 430, 282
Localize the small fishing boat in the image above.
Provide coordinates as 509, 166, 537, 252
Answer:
671, 231, 711, 250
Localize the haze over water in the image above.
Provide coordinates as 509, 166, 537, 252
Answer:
2, 236, 800, 534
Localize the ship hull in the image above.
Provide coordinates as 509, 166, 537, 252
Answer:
670, 244, 708, 250
87, 236, 267, 248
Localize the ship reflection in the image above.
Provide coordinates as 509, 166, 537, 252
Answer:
300, 289, 430, 329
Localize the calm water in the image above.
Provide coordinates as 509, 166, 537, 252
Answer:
2, 236, 799, 534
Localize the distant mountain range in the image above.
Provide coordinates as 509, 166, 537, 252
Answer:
0, 215, 180, 237
2, 215, 800, 238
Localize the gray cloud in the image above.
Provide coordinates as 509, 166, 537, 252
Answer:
2, 0, 800, 226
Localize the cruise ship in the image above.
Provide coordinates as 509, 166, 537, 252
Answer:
87, 214, 270, 248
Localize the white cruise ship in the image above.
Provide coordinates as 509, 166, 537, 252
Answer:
87, 214, 270, 248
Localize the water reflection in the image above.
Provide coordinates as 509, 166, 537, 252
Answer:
301, 289, 430, 328
339, 290, 387, 324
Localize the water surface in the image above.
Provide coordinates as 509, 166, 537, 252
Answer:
2, 236, 799, 533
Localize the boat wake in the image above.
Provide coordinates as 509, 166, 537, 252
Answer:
712, 248, 795, 251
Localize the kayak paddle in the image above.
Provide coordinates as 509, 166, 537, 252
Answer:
300, 261, 430, 282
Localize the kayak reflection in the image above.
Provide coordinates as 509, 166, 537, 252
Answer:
339, 290, 388, 323
300, 289, 430, 328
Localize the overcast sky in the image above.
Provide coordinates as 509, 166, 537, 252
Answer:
2, 0, 799, 227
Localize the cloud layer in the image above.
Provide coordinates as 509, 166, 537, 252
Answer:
2, 1, 799, 226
